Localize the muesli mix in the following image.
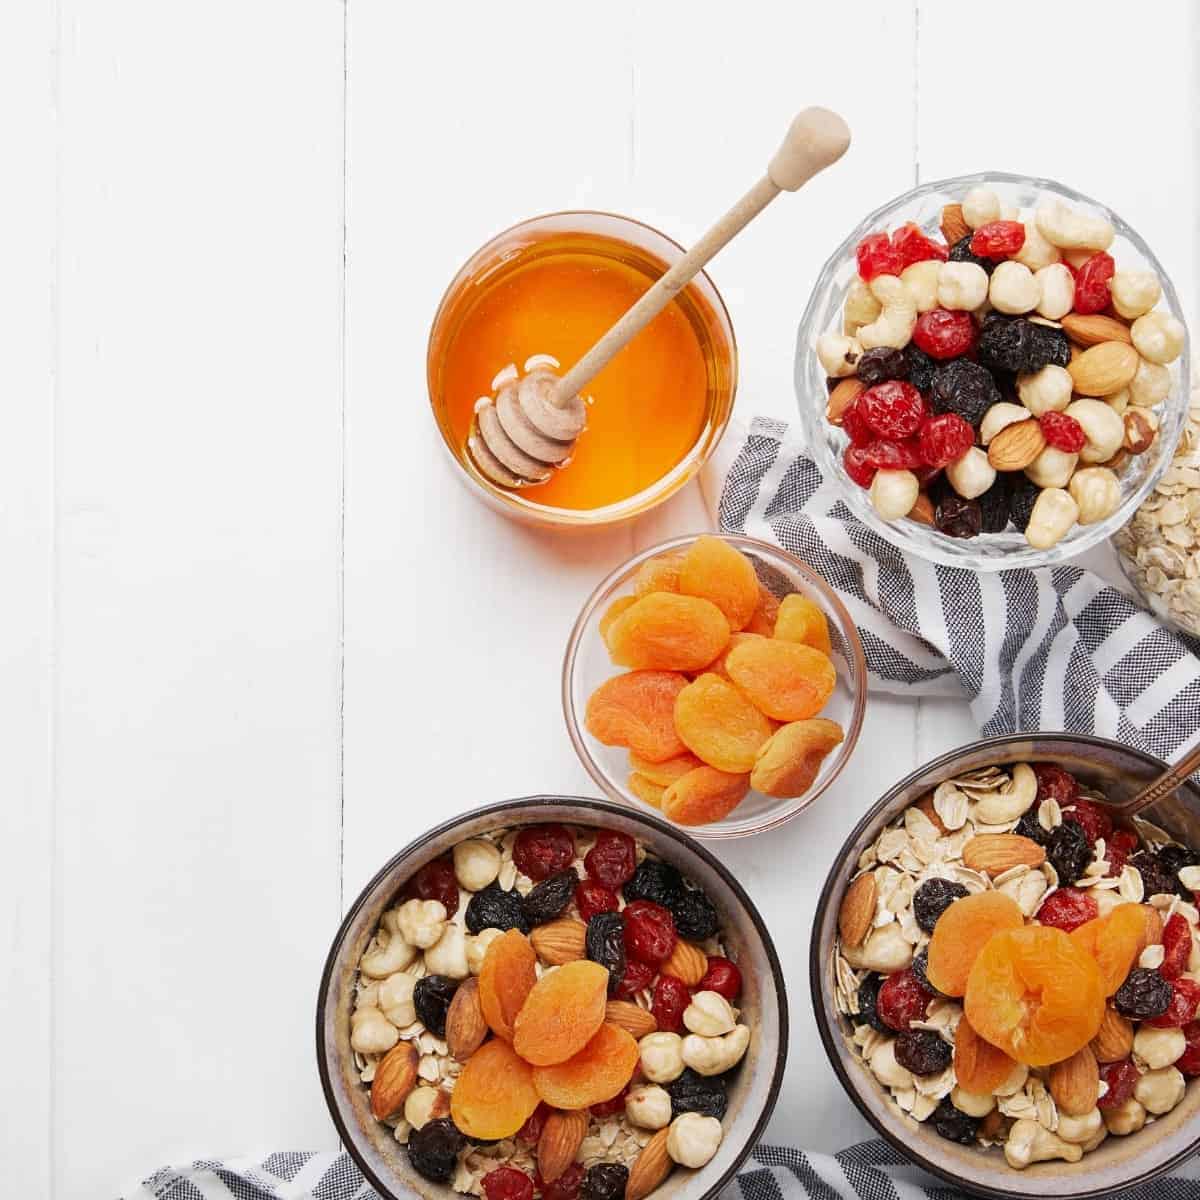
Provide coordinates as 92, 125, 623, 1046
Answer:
351, 824, 751, 1198
833, 761, 1200, 1169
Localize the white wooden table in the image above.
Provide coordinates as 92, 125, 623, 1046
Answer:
3, 3, 1197, 1196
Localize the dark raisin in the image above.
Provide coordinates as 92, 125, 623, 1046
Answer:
1154, 844, 1200, 876
586, 911, 627, 995
1028, 322, 1071, 369
904, 345, 937, 392
581, 1164, 629, 1200
1007, 476, 1040, 533
977, 478, 1010, 534
935, 494, 982, 539
932, 1096, 979, 1146
521, 868, 579, 927
623, 859, 685, 907
894, 1029, 953, 1076
669, 888, 719, 941
413, 975, 460, 1038
978, 316, 1069, 375
855, 973, 891, 1035
948, 235, 996, 275
929, 358, 1000, 427
667, 1068, 729, 1120
1047, 821, 1091, 884
856, 346, 909, 388
912, 878, 970, 934
1114, 967, 1173, 1019
1131, 851, 1187, 900
465, 882, 530, 935
407, 1116, 466, 1183
1014, 810, 1050, 847
911, 948, 946, 998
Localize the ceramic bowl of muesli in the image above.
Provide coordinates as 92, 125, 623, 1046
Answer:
812, 733, 1200, 1198
318, 796, 787, 1200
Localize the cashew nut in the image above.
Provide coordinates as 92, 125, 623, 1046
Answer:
683, 991, 737, 1037
361, 929, 418, 979
1013, 217, 1062, 271
989, 261, 1040, 315
1017, 364, 1072, 416
1057, 1108, 1104, 1145
840, 923, 913, 974
350, 1006, 400, 1055
858, 275, 917, 351
1134, 1065, 1186, 1114
974, 762, 1037, 824
1111, 270, 1161, 320
1034, 197, 1115, 251
817, 332, 863, 378
1131, 311, 1185, 365
1103, 1097, 1147, 1135
681, 1024, 751, 1076
378, 972, 417, 1027
867, 1037, 914, 1089
1129, 358, 1171, 407
1066, 398, 1126, 464
937, 261, 989, 311
1024, 446, 1078, 489
639, 1032, 686, 1083
870, 468, 919, 521
424, 922, 469, 979
1004, 1118, 1083, 1168
950, 1087, 995, 1118
453, 839, 500, 892
626, 1084, 672, 1130
962, 187, 1001, 229
1035, 263, 1075, 320
901, 260, 941, 313
466, 927, 503, 975
844, 277, 882, 335
945, 446, 997, 501
667, 1112, 724, 1168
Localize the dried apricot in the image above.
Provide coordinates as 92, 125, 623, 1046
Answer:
634, 551, 684, 598
628, 751, 703, 787
585, 671, 688, 763
450, 1038, 542, 1139
724, 638, 836, 722
953, 1014, 1018, 1094
478, 929, 538, 1041
512, 959, 609, 1066
531, 1023, 639, 1110
677, 536, 760, 631
773, 594, 833, 656
1069, 903, 1149, 996
744, 586, 781, 636
598, 596, 637, 650
661, 765, 750, 825
750, 718, 844, 799
673, 673, 774, 773
627, 773, 665, 809
964, 925, 1105, 1066
606, 594, 730, 672
703, 632, 766, 682
925, 891, 1023, 997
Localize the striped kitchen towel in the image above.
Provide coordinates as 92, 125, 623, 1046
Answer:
703, 415, 1200, 774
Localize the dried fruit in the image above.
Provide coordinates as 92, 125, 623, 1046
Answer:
574, 880, 620, 924
514, 825, 576, 882
838, 873, 878, 948
612, 959, 655, 1001
1007, 476, 1040, 532
913, 309, 976, 360
930, 359, 1000, 427
954, 1015, 1017, 1094
843, 444, 876, 488
948, 234, 996, 274
483, 1166, 535, 1200
1179, 1021, 1200, 1076
978, 315, 1070, 374
407, 856, 461, 918
1131, 850, 1185, 900
452, 1039, 542, 1139
589, 1088, 629, 1119
912, 878, 969, 934
855, 231, 903, 280
651, 974, 691, 1033
1072, 252, 1115, 316
584, 831, 637, 888
578, 1164, 627, 1200
1161, 913, 1191, 980
627, 773, 665, 809
744, 586, 781, 636
1033, 763, 1079, 807
513, 959, 610, 1066
863, 437, 925, 470
926, 891, 1024, 997
1146, 977, 1200, 1028
773, 593, 833, 655
628, 752, 704, 788
599, 597, 639, 650
585, 672, 689, 764
669, 888, 719, 941
1047, 821, 1091, 884
407, 1116, 467, 1183
413, 975, 460, 1039
604, 1000, 656, 1039
479, 929, 538, 1040
859, 380, 926, 439
905, 344, 937, 390
1062, 797, 1112, 844
910, 948, 944, 997
516, 1102, 550, 1144
522, 869, 580, 927
894, 1029, 952, 1075
668, 1068, 728, 1121
677, 535, 760, 631
932, 1097, 979, 1145
673, 673, 774, 773
724, 640, 836, 723
532, 1023, 640, 1110
876, 968, 933, 1032
585, 912, 626, 995
1039, 411, 1087, 454
633, 552, 684, 597
976, 479, 1010, 534
624, 859, 684, 908
445, 977, 489, 1061
537, 1164, 584, 1200
855, 973, 891, 1035
856, 346, 909, 388
935, 494, 982, 539
661, 765, 750, 826
1113, 967, 1172, 1019
918, 412, 974, 468
697, 956, 742, 1000
370, 1041, 419, 1119
531, 918, 588, 966
537, 1108, 588, 1184
969, 220, 1025, 259
1106, 828, 1139, 877
467, 882, 530, 936
606, 594, 731, 673
1038, 888, 1098, 933
1070, 904, 1152, 996
1098, 1058, 1140, 1109
623, 900, 677, 965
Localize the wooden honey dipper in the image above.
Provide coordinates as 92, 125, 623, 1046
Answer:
469, 106, 852, 489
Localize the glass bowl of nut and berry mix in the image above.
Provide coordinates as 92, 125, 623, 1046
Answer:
318, 797, 786, 1200
813, 733, 1200, 1197
796, 172, 1190, 570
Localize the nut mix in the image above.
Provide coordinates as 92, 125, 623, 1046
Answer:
818, 184, 1186, 549
352, 824, 751, 1195
833, 761, 1200, 1170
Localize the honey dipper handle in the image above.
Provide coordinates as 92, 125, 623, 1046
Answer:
1116, 741, 1200, 820
552, 107, 851, 407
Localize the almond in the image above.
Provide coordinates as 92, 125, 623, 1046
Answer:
661, 940, 707, 986
1048, 1044, 1099, 1116
837, 872, 876, 948
1068, 341, 1140, 397
445, 976, 487, 1061
605, 999, 658, 1039
537, 1108, 588, 1183
369, 1040, 418, 1120
1091, 1006, 1135, 1063
915, 792, 948, 835
1140, 905, 1164, 949
987, 418, 1046, 471
826, 377, 865, 424
530, 917, 587, 966
941, 203, 970, 246
961, 833, 1046, 877
1061, 312, 1132, 348
626, 1127, 672, 1200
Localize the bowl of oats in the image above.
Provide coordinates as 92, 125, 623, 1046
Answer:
812, 733, 1200, 1198
318, 796, 787, 1200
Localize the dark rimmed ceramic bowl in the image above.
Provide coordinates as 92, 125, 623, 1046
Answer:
811, 733, 1200, 1200
318, 796, 788, 1200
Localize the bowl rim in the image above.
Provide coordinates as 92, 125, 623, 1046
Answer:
795, 169, 1191, 572
561, 532, 869, 839
808, 730, 1200, 1199
317, 793, 790, 1200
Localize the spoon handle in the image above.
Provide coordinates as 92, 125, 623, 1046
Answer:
1115, 741, 1200, 820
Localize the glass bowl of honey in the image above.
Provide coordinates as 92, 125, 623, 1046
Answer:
428, 212, 737, 527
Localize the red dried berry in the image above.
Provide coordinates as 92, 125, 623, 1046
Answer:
1036, 887, 1099, 933
623, 899, 677, 964
517, 1102, 551, 1144
537, 1163, 584, 1200
912, 309, 976, 360
584, 831, 637, 889
1147, 977, 1200, 1028
697, 956, 742, 1000
1073, 252, 1116, 316
590, 1086, 629, 1118
613, 958, 655, 1000
651, 974, 691, 1033
856, 231, 903, 281
876, 969, 933, 1032
1180, 1021, 1200, 1076
1039, 411, 1086, 454
575, 879, 620, 923
891, 222, 949, 268
1033, 763, 1080, 807
841, 399, 875, 447
862, 438, 925, 471
1161, 912, 1192, 980
1098, 1059, 1140, 1109
513, 825, 575, 881
1063, 797, 1112, 845
843, 445, 877, 488
407, 856, 461, 917
1106, 828, 1139, 877
918, 412, 975, 468
859, 381, 926, 439
969, 220, 1026, 259
483, 1167, 535, 1200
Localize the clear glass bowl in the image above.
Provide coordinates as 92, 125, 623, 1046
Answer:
562, 534, 867, 839
795, 171, 1191, 571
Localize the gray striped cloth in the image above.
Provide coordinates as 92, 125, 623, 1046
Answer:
704, 416, 1200, 774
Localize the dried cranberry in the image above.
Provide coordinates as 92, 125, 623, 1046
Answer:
912, 309, 976, 360
1098, 1059, 1141, 1109
516, 1102, 550, 1143
590, 1086, 629, 1118
697, 956, 742, 1000
1033, 763, 1079, 807
843, 445, 876, 488
1180, 1021, 1200, 1076
1161, 912, 1192, 980
894, 1029, 953, 1075
1114, 967, 1172, 1019
1147, 977, 1200, 1027
969, 220, 1025, 260
576, 879, 620, 923
537, 1163, 584, 1200
841, 400, 875, 447
483, 1167, 535, 1200
584, 831, 636, 888
862, 437, 925, 470
1036, 887, 1098, 933
1063, 797, 1112, 845
513, 825, 575, 881
1073, 252, 1116, 316
1106, 828, 1139, 877
407, 857, 460, 917
651, 974, 691, 1033
918, 412, 975, 468
876, 969, 933, 1032
613, 958, 655, 1000
623, 900, 677, 964
856, 231, 903, 281
1039, 411, 1086, 453
892, 222, 949, 268
859, 380, 926, 439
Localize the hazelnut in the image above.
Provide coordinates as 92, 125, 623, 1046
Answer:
1123, 408, 1159, 455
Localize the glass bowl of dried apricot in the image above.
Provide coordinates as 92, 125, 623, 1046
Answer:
813, 732, 1200, 1197
563, 534, 867, 839
318, 796, 787, 1200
